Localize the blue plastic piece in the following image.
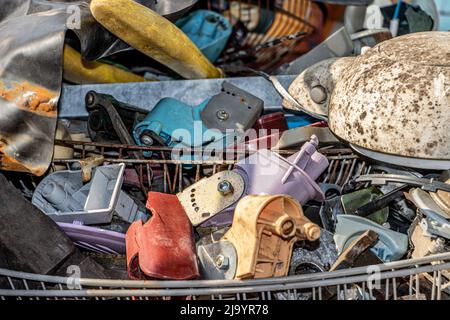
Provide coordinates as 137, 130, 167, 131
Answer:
133, 97, 222, 155
436, 0, 450, 31
285, 115, 318, 129
176, 10, 232, 63
133, 82, 264, 164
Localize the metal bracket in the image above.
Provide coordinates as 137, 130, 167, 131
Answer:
177, 171, 245, 226
354, 174, 450, 193
197, 241, 237, 280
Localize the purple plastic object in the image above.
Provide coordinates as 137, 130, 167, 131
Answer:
202, 135, 329, 227
57, 222, 126, 254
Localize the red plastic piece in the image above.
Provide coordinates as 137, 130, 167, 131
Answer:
126, 192, 199, 280
253, 112, 288, 137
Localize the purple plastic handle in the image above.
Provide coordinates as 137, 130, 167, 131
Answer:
57, 222, 126, 254
202, 135, 329, 227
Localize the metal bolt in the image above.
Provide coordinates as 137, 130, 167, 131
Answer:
216, 110, 229, 121
215, 255, 229, 270
85, 92, 96, 106
218, 180, 233, 195
310, 85, 327, 104
141, 134, 154, 146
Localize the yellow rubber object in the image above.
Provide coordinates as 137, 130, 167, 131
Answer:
63, 44, 147, 84
90, 0, 224, 79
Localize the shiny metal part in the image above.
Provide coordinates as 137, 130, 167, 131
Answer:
197, 241, 237, 280
354, 174, 450, 193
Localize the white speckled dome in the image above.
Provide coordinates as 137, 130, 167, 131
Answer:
329, 32, 450, 160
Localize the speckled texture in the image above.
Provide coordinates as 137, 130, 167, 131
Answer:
329, 32, 450, 160
284, 57, 354, 116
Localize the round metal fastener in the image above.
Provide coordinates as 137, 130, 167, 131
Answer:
218, 180, 233, 195
216, 110, 229, 121
215, 255, 229, 270
141, 134, 154, 146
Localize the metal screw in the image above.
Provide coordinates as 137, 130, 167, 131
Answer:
215, 255, 229, 270
141, 134, 154, 146
85, 92, 96, 106
218, 180, 233, 195
216, 110, 229, 121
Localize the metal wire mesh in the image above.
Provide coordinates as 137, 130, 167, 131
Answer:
1, 253, 450, 300
52, 140, 362, 194
4, 140, 444, 300
205, 0, 319, 71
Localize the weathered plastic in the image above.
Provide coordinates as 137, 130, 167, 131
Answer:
236, 135, 327, 204
90, 0, 223, 79
57, 222, 126, 255
176, 10, 232, 63
284, 57, 354, 116
329, 32, 450, 161
334, 215, 408, 262
223, 195, 321, 279
202, 135, 328, 227
126, 192, 199, 280
430, 178, 450, 217
177, 171, 245, 226
133, 82, 263, 159
32, 164, 146, 225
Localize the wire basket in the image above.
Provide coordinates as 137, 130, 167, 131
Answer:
204, 0, 322, 72
51, 139, 367, 195
1, 253, 449, 300
4, 139, 448, 300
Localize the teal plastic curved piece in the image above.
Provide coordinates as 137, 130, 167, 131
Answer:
133, 97, 219, 151
334, 215, 408, 262
176, 10, 232, 62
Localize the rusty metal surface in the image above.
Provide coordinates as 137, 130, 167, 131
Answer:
329, 32, 450, 161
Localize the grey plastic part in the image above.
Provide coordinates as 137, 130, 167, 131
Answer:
334, 215, 409, 262
319, 196, 343, 232
351, 144, 450, 171
409, 188, 450, 220
277, 27, 354, 75
32, 169, 91, 218
420, 209, 450, 240
272, 126, 339, 150
32, 164, 145, 225
200, 82, 264, 132
344, 1, 439, 34
197, 241, 237, 280
344, 5, 369, 35
115, 192, 148, 223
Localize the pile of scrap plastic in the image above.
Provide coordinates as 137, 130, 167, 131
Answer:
0, 0, 448, 301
